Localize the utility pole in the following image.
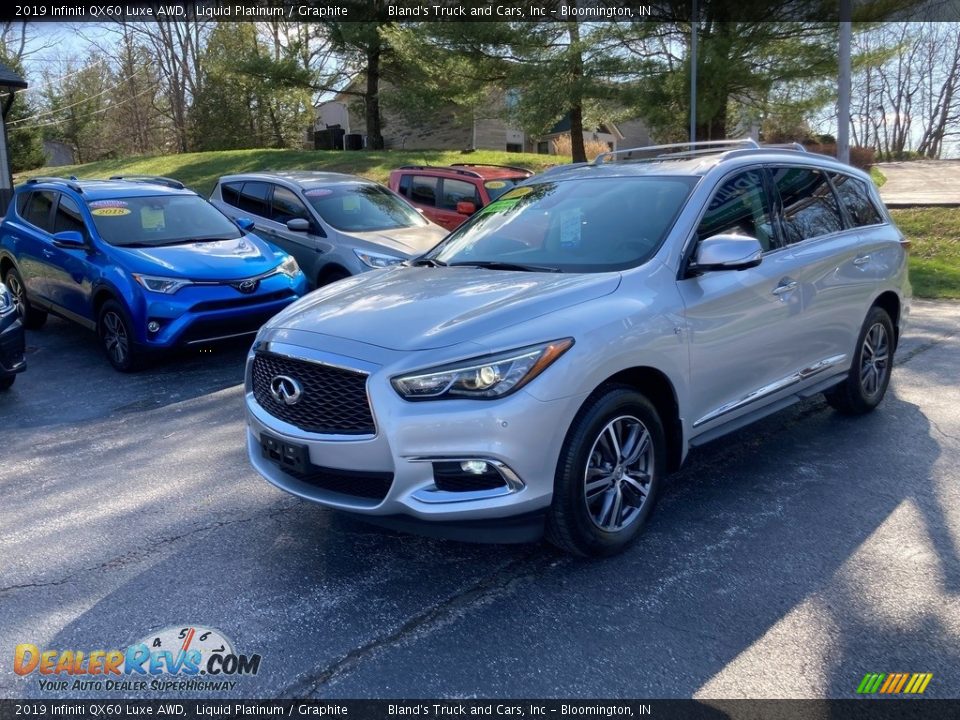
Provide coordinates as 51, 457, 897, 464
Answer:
690, 0, 697, 145
838, 0, 852, 164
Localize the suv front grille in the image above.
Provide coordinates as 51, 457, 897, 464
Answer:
252, 352, 375, 435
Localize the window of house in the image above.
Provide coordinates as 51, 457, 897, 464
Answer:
696, 170, 775, 252
830, 173, 884, 228
506, 143, 523, 153
772, 167, 844, 244
537, 141, 550, 155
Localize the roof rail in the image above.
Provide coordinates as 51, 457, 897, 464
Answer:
109, 175, 185, 190
594, 139, 759, 165
762, 142, 808, 152
450, 163, 534, 176
25, 176, 83, 193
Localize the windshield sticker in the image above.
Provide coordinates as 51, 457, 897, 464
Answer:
140, 207, 166, 230
342, 196, 359, 212
484, 180, 507, 190
478, 198, 519, 216
305, 188, 333, 197
91, 207, 131, 217
559, 209, 583, 248
500, 186, 533, 200
89, 200, 129, 209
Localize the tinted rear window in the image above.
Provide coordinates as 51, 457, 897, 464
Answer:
830, 173, 884, 227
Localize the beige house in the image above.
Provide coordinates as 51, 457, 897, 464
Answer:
314, 81, 650, 155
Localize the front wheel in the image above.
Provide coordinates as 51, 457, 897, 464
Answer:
98, 300, 142, 372
825, 306, 895, 415
3, 268, 47, 329
546, 386, 665, 557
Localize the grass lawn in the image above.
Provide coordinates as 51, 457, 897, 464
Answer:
890, 207, 960, 300
870, 166, 886, 187
19, 148, 568, 197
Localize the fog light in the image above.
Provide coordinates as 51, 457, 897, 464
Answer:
460, 460, 488, 475
147, 321, 160, 333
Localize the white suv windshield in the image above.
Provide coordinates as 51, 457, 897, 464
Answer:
429, 177, 696, 273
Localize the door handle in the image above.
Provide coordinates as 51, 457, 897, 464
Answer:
772, 280, 798, 296
853, 254, 871, 266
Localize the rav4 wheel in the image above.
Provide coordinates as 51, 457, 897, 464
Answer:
3, 268, 47, 329
98, 300, 141, 372
546, 386, 665, 557
826, 306, 895, 415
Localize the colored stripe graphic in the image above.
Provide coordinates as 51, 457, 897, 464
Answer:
857, 673, 932, 694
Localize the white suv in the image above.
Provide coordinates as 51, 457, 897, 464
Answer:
244, 140, 910, 556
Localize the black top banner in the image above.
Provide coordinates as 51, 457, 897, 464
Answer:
3, 0, 959, 23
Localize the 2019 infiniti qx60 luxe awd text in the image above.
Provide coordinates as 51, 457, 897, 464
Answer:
244, 140, 910, 557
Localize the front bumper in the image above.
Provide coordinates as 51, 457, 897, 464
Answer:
0, 311, 26, 376
244, 335, 587, 534
136, 273, 308, 348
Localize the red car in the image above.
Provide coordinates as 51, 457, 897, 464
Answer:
388, 164, 534, 231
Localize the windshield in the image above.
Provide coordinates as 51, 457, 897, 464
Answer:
304, 183, 428, 232
484, 177, 529, 200
89, 195, 242, 247
428, 176, 696, 273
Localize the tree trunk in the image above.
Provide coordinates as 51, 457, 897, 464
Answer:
567, 20, 586, 163
365, 38, 384, 150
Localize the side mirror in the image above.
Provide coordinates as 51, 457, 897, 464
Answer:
456, 201, 477, 216
52, 230, 87, 249
236, 218, 256, 232
690, 234, 763, 273
286, 218, 311, 232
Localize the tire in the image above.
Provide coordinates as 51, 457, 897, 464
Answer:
0, 374, 14, 391
3, 267, 47, 330
97, 300, 142, 372
317, 267, 350, 287
546, 385, 666, 557
825, 306, 895, 415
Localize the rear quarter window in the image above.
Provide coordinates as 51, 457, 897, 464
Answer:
830, 173, 884, 227
772, 167, 844, 244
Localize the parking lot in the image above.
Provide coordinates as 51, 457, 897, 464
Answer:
1, 299, 958, 699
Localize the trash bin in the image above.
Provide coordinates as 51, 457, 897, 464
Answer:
344, 133, 364, 151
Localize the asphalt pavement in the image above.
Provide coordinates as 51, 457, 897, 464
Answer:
1, 300, 958, 699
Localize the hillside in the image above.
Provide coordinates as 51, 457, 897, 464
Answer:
20, 148, 570, 197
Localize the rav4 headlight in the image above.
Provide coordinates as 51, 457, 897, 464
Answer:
391, 339, 574, 400
133, 274, 192, 294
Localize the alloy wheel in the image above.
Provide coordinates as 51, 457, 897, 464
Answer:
860, 322, 889, 398
583, 415, 654, 532
102, 311, 129, 366
6, 274, 25, 320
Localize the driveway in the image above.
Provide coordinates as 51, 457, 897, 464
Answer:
1, 300, 958, 699
876, 159, 960, 206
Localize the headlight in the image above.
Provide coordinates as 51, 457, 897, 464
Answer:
277, 255, 300, 277
133, 274, 192, 294
391, 338, 574, 400
0, 283, 12, 315
354, 249, 405, 269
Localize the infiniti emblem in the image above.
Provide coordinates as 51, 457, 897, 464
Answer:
269, 375, 302, 405
235, 279, 259, 294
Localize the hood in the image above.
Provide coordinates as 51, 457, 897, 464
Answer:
268, 266, 621, 351
346, 224, 448, 257
109, 233, 284, 281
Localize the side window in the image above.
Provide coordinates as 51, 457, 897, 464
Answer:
397, 174, 412, 198
772, 167, 844, 244
237, 182, 271, 218
16, 192, 30, 216
409, 176, 438, 207
696, 170, 775, 252
440, 178, 481, 211
53, 195, 87, 235
270, 186, 311, 226
830, 173, 883, 227
221, 182, 243, 209
24, 191, 56, 232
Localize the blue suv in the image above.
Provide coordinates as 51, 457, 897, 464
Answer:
0, 176, 308, 371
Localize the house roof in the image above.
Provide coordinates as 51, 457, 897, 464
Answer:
0, 62, 27, 90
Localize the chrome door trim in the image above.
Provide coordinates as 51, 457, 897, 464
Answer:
693, 353, 847, 428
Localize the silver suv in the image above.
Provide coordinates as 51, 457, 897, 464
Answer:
210, 171, 447, 287
244, 140, 910, 557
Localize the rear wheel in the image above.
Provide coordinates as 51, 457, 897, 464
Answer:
546, 386, 665, 557
826, 306, 895, 415
98, 300, 142, 372
3, 268, 47, 329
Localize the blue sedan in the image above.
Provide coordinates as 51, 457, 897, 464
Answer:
0, 176, 308, 371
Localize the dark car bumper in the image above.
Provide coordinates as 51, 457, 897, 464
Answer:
0, 310, 26, 376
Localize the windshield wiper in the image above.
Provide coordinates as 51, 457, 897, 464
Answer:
447, 261, 561, 273
409, 257, 447, 267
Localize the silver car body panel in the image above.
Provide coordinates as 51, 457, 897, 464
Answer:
244, 150, 910, 526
